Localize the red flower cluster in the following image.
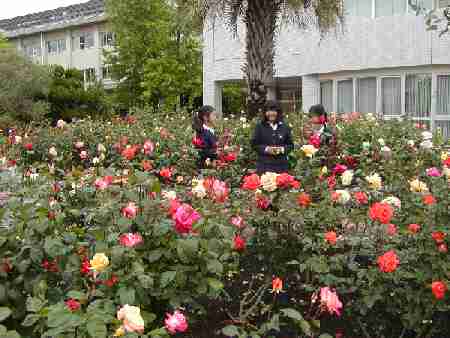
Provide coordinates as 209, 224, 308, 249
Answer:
276, 173, 300, 189
422, 194, 436, 205
325, 231, 337, 245
41, 259, 59, 273
354, 191, 368, 205
24, 143, 33, 151
297, 192, 312, 207
159, 167, 173, 180
121, 145, 140, 161
256, 195, 270, 210
408, 223, 421, 234
377, 250, 399, 273
65, 298, 81, 312
192, 136, 204, 148
242, 174, 261, 190
432, 231, 446, 244
103, 274, 119, 287
369, 203, 394, 224
309, 134, 321, 149
80, 257, 91, 276
233, 235, 246, 252
431, 281, 447, 300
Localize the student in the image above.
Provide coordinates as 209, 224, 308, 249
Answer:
192, 105, 218, 169
251, 101, 294, 174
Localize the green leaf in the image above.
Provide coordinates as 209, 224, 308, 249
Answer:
4, 331, 21, 338
118, 288, 135, 305
43, 238, 66, 257
148, 250, 163, 263
26, 297, 45, 313
319, 335, 333, 338
138, 275, 154, 289
222, 325, 240, 336
300, 320, 312, 336
0, 307, 12, 322
149, 327, 167, 337
206, 259, 223, 274
207, 278, 224, 291
22, 314, 40, 327
160, 271, 177, 288
280, 308, 303, 321
0, 325, 6, 335
66, 291, 87, 301
86, 320, 107, 338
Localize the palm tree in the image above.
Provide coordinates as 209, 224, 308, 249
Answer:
187, 0, 344, 117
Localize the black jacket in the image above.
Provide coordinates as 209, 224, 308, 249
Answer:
251, 120, 294, 174
196, 127, 218, 167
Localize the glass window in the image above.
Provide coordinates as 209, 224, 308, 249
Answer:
79, 32, 94, 50
101, 32, 115, 47
381, 77, 401, 116
58, 39, 66, 52
357, 77, 377, 113
405, 74, 431, 118
345, 0, 373, 16
337, 79, 354, 113
47, 41, 58, 54
437, 75, 450, 114
102, 66, 112, 80
376, 0, 406, 17
439, 0, 450, 7
320, 81, 333, 113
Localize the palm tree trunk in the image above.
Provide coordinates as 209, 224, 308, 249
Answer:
244, 0, 278, 118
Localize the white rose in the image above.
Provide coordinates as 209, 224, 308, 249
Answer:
240, 117, 247, 123
382, 196, 401, 209
335, 190, 351, 204
407, 140, 415, 147
92, 157, 100, 164
162, 190, 177, 200
192, 183, 207, 198
14, 136, 22, 144
420, 140, 433, 149
261, 172, 279, 192
421, 131, 433, 140
362, 142, 371, 150
443, 166, 450, 178
97, 144, 106, 153
48, 147, 58, 158
378, 138, 385, 146
56, 120, 66, 129
341, 170, 353, 186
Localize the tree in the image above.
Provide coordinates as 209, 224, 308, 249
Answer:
186, 0, 344, 117
0, 44, 50, 125
106, 0, 202, 111
0, 33, 9, 49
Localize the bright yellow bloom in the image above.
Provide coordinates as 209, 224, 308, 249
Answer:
90, 253, 109, 273
301, 145, 318, 158
409, 179, 429, 193
261, 172, 279, 192
365, 173, 382, 190
114, 327, 125, 337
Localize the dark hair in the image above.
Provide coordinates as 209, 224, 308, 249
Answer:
262, 100, 283, 123
193, 105, 215, 133
309, 104, 327, 118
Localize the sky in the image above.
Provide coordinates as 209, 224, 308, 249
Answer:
0, 0, 88, 20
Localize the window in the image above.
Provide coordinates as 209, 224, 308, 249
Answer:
79, 32, 94, 50
437, 75, 450, 114
102, 65, 112, 80
405, 74, 431, 118
46, 39, 66, 54
320, 81, 333, 113
345, 0, 373, 17
100, 32, 115, 47
84, 68, 96, 83
381, 77, 401, 116
439, 0, 450, 7
337, 79, 353, 113
357, 77, 377, 113
25, 46, 41, 58
376, 0, 406, 17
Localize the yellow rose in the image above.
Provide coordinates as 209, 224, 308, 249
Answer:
90, 253, 109, 272
341, 170, 354, 186
442, 152, 449, 162
114, 327, 125, 337
409, 179, 428, 193
365, 173, 382, 190
192, 181, 207, 198
320, 166, 328, 176
261, 172, 279, 192
301, 145, 318, 158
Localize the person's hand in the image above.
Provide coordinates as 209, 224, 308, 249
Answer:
265, 146, 276, 155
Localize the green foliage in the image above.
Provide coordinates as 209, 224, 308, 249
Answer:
222, 83, 245, 115
0, 46, 50, 125
106, 0, 202, 111
47, 66, 110, 121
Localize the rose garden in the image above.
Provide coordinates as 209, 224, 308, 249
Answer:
0, 111, 449, 338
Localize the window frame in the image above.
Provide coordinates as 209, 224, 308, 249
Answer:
356, 76, 377, 113
100, 32, 115, 48
380, 76, 402, 117
79, 32, 95, 50
337, 78, 354, 113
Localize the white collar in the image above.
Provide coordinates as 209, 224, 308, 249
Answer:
269, 122, 279, 130
203, 124, 215, 134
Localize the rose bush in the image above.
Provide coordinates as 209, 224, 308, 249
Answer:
0, 111, 449, 337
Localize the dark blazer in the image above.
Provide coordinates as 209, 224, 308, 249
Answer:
196, 127, 218, 168
251, 120, 294, 174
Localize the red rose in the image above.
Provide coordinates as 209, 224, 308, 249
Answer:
276, 173, 300, 189
121, 145, 139, 161
327, 175, 336, 190
432, 231, 446, 244
48, 211, 56, 220
142, 160, 153, 172
408, 223, 421, 234
41, 259, 59, 273
223, 152, 237, 162
443, 158, 450, 166
104, 274, 119, 287
377, 250, 399, 273
369, 202, 394, 224
344, 155, 358, 168
256, 196, 270, 210
309, 134, 321, 149
24, 143, 33, 151
438, 243, 448, 253
192, 136, 204, 148
333, 164, 348, 175
80, 257, 91, 276
65, 298, 81, 312
242, 174, 261, 190
233, 235, 246, 251
354, 191, 368, 205
159, 167, 173, 179
1, 259, 12, 273
386, 224, 397, 236
431, 281, 447, 300
297, 192, 312, 207
325, 231, 337, 245
422, 194, 436, 205
121, 202, 138, 219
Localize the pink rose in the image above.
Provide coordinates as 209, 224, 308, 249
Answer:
173, 204, 201, 234
320, 287, 343, 316
426, 167, 441, 177
122, 202, 138, 219
80, 150, 88, 160
143, 140, 155, 155
231, 216, 244, 228
165, 310, 188, 334
333, 164, 348, 175
119, 233, 143, 247
95, 178, 109, 190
